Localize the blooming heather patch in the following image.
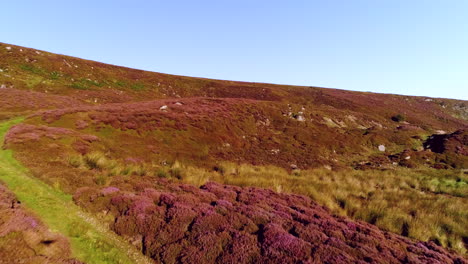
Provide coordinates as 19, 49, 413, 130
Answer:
74, 181, 467, 264
4, 123, 99, 146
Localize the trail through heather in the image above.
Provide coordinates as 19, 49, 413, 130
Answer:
0, 118, 152, 264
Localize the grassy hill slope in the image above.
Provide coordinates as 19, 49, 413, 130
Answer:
0, 42, 467, 261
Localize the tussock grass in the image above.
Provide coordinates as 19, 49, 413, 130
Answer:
182, 162, 468, 254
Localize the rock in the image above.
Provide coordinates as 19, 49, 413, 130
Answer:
296, 115, 306, 122
378, 145, 386, 152
159, 105, 168, 111
405, 156, 411, 160
174, 102, 183, 106
270, 149, 280, 155
5, 46, 11, 50
435, 130, 447, 135
290, 164, 298, 170
0, 84, 6, 89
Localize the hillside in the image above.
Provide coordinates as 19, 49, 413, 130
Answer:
0, 42, 467, 263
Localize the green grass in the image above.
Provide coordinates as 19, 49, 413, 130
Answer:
19, 64, 44, 74
0, 118, 151, 264
130, 83, 145, 91
50, 71, 61, 80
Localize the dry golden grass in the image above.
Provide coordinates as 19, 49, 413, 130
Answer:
65, 152, 467, 254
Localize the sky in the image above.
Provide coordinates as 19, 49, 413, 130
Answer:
2, 0, 468, 100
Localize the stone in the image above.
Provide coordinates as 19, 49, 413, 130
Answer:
296, 115, 306, 122
378, 145, 386, 152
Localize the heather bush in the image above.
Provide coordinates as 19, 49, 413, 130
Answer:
86, 181, 466, 263
182, 163, 468, 254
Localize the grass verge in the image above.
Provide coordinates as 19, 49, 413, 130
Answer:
0, 118, 151, 264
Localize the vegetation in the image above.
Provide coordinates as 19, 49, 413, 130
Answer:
0, 119, 152, 264
180, 163, 468, 254
392, 114, 406, 122
1, 42, 467, 261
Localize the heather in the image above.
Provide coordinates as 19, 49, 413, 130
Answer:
74, 181, 466, 263
185, 164, 468, 254
0, 42, 467, 263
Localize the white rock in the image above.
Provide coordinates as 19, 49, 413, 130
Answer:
159, 105, 168, 110
435, 130, 447, 135
174, 102, 183, 106
378, 145, 386, 152
0, 84, 6, 89
405, 156, 411, 160
5, 46, 11, 50
296, 115, 306, 122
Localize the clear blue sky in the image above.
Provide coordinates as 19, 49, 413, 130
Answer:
2, 0, 468, 100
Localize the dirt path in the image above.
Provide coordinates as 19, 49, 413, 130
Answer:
0, 118, 152, 264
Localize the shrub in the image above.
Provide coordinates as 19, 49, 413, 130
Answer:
391, 114, 406, 122
156, 169, 169, 178
213, 164, 226, 175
